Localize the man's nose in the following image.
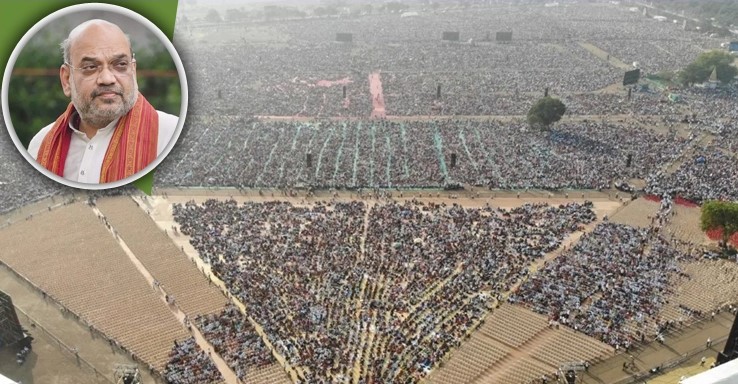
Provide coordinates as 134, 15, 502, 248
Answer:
96, 65, 117, 85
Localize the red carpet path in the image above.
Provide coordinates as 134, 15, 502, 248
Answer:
369, 72, 386, 118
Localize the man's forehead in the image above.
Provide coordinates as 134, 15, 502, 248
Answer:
69, 22, 131, 61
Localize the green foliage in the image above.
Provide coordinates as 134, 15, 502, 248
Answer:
382, 2, 409, 13
652, 70, 676, 82
679, 50, 737, 85
225, 9, 247, 23
134, 50, 182, 117
527, 97, 567, 129
314, 6, 340, 17
701, 201, 738, 244
264, 5, 306, 20
657, 0, 738, 29
204, 8, 222, 23
8, 35, 180, 149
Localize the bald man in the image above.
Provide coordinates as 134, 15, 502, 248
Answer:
28, 19, 178, 184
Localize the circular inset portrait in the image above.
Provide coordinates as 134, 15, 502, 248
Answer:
2, 3, 187, 190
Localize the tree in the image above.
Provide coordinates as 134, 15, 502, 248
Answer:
679, 50, 737, 85
204, 9, 222, 23
651, 70, 677, 83
527, 97, 567, 130
225, 9, 247, 22
313, 6, 339, 17
383, 2, 408, 13
701, 201, 738, 248
653, 1, 738, 30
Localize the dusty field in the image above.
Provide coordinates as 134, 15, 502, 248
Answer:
141, 193, 622, 226
609, 197, 661, 228
665, 205, 711, 246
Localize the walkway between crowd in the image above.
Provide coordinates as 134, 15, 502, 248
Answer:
505, 218, 600, 300
88, 204, 243, 384
369, 72, 386, 118
457, 217, 607, 383
576, 41, 632, 70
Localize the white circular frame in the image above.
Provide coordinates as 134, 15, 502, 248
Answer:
1, 3, 188, 190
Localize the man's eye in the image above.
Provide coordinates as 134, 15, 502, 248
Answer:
114, 61, 129, 69
82, 65, 98, 71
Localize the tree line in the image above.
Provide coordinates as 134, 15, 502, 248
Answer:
8, 35, 181, 149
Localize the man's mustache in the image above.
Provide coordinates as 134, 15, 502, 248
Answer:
91, 88, 123, 98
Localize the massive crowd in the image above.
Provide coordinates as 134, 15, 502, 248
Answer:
172, 199, 597, 382
0, 3, 732, 216
163, 337, 224, 384
509, 221, 694, 348
0, 118, 59, 214
177, 2, 717, 117
159, 118, 691, 192
196, 304, 275, 381
646, 145, 738, 203
152, 2, 736, 203
0, 4, 732, 384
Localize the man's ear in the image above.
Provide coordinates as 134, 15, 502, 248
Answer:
60, 65, 71, 97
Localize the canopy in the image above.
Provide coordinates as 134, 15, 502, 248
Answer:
0, 373, 18, 384
668, 93, 682, 102
681, 358, 738, 384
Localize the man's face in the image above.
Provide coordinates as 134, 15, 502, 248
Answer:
61, 23, 138, 128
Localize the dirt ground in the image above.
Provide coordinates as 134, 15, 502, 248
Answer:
0, 314, 104, 384
585, 312, 734, 384
648, 347, 720, 384
0, 264, 156, 384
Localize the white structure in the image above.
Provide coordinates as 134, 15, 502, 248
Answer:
653, 15, 668, 22
0, 374, 19, 384
400, 12, 418, 18
681, 359, 738, 384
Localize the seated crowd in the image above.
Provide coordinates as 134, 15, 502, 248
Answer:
159, 118, 696, 193
172, 199, 597, 382
0, 120, 59, 214
178, 1, 717, 118
197, 304, 276, 381
646, 145, 738, 203
509, 219, 696, 348
163, 337, 224, 384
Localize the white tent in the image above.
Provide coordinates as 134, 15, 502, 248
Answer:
0, 373, 18, 384
681, 358, 738, 384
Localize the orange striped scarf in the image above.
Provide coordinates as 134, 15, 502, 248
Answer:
36, 92, 159, 183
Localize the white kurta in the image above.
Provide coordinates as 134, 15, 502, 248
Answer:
28, 110, 179, 184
